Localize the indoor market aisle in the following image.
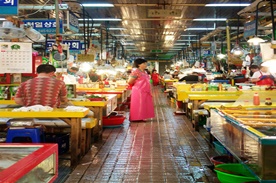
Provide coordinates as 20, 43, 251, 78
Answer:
65, 86, 218, 183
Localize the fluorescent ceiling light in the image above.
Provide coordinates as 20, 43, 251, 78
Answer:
122, 43, 135, 45
186, 28, 215, 30
174, 43, 189, 45
113, 34, 130, 36
176, 40, 197, 42
205, 3, 250, 7
181, 35, 197, 37
108, 28, 126, 30
0, 18, 5, 20
82, 3, 114, 7
193, 18, 227, 21
78, 18, 122, 21
78, 23, 101, 27
61, 33, 100, 36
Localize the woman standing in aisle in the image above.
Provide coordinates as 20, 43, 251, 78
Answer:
128, 58, 155, 122
151, 69, 160, 86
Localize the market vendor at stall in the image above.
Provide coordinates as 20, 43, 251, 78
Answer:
14, 64, 69, 107
250, 65, 276, 86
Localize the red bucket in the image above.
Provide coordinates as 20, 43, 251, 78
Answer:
210, 155, 233, 166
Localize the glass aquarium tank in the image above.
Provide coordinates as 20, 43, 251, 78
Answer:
0, 143, 58, 183
210, 108, 276, 182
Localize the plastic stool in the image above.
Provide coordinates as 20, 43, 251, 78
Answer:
6, 127, 44, 143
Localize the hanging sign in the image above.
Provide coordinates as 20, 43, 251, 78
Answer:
148, 9, 181, 17
23, 19, 63, 34
243, 20, 256, 38
77, 54, 95, 62
47, 40, 81, 51
0, 0, 18, 15
67, 11, 79, 33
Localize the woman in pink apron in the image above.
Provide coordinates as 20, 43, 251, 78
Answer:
128, 58, 155, 122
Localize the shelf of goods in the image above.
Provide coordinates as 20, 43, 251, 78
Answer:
210, 107, 276, 182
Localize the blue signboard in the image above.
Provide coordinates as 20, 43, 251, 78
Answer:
23, 19, 63, 34
0, 0, 18, 15
47, 40, 81, 51
244, 20, 256, 38
67, 11, 79, 33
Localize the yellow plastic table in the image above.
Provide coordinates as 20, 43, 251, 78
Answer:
0, 108, 89, 167
70, 94, 118, 142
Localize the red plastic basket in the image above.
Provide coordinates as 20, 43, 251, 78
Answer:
103, 115, 125, 126
88, 98, 105, 101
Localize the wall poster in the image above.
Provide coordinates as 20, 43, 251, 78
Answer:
0, 42, 32, 73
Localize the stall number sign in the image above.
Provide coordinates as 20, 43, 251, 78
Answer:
77, 54, 95, 62
23, 19, 63, 34
47, 40, 81, 50
67, 11, 79, 33
0, 0, 18, 15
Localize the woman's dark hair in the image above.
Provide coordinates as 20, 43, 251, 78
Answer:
36, 64, 56, 73
249, 65, 259, 70
133, 58, 147, 68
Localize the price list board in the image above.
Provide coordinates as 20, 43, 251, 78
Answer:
0, 42, 32, 73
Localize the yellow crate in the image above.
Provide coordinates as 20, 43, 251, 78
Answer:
86, 118, 97, 129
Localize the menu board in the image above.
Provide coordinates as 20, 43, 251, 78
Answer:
0, 42, 32, 73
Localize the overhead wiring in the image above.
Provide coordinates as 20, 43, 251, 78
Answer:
19, 0, 52, 18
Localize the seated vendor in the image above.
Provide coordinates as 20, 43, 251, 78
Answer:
179, 72, 199, 83
14, 64, 94, 116
15, 64, 68, 108
251, 65, 276, 86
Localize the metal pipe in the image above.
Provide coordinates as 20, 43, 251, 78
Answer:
255, 0, 267, 36
19, 4, 69, 10
226, 20, 231, 67
270, 0, 276, 40
55, 0, 60, 35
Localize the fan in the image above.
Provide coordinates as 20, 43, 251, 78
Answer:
0, 21, 25, 40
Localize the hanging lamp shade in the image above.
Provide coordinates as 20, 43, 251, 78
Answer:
0, 21, 25, 40
231, 44, 244, 56
247, 36, 266, 45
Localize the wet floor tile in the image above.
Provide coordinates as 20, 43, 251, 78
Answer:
65, 87, 218, 183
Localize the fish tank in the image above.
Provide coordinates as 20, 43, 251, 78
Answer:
210, 108, 276, 182
0, 143, 58, 183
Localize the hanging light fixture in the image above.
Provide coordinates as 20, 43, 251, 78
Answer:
247, 36, 266, 45
247, 0, 267, 45
231, 11, 244, 56
261, 0, 276, 68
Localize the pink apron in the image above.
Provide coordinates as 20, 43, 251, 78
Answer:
129, 69, 155, 121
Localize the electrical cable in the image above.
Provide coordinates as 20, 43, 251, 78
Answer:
18, 0, 52, 18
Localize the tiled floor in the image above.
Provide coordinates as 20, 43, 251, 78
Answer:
65, 86, 218, 183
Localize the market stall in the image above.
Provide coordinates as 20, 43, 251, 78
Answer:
0, 108, 89, 167
210, 107, 276, 182
71, 94, 118, 137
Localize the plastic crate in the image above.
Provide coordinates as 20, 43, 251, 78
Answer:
45, 133, 69, 154
103, 115, 125, 127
